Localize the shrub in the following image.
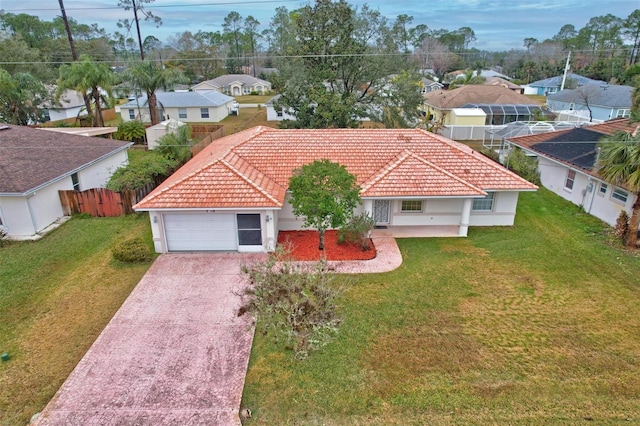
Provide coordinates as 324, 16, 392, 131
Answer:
111, 237, 152, 263
155, 125, 193, 165
0, 227, 9, 248
505, 147, 541, 185
238, 245, 343, 359
115, 121, 146, 144
338, 212, 375, 250
106, 150, 177, 191
614, 210, 629, 241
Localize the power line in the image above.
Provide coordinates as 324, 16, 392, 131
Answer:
2, 0, 301, 12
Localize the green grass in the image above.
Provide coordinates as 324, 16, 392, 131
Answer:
0, 214, 154, 426
241, 189, 640, 425
235, 94, 275, 105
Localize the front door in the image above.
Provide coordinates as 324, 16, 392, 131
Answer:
373, 200, 390, 225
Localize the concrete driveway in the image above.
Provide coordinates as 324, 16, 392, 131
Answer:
34, 253, 265, 426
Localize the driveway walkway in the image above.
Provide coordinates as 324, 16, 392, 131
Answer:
34, 253, 265, 426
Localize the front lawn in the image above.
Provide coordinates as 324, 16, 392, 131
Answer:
0, 214, 154, 425
241, 189, 640, 424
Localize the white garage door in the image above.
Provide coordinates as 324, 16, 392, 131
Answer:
163, 213, 236, 251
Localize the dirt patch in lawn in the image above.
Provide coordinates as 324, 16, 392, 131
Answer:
277, 230, 376, 261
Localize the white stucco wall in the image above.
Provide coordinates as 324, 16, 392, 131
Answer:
538, 157, 634, 227
78, 151, 129, 189
469, 191, 520, 226
1, 178, 70, 237
47, 106, 86, 122
163, 104, 231, 123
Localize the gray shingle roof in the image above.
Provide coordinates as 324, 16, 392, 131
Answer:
196, 74, 270, 88
547, 84, 633, 108
0, 124, 131, 194
121, 91, 234, 109
529, 73, 606, 88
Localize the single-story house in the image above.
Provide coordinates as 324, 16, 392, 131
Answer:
506, 118, 639, 227
523, 73, 606, 96
546, 84, 633, 123
0, 124, 131, 239
191, 74, 272, 96
421, 78, 444, 94
42, 88, 87, 122
484, 77, 524, 94
265, 94, 296, 121
423, 85, 548, 127
134, 127, 537, 253
121, 91, 235, 123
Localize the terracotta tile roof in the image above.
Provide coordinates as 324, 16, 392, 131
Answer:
135, 127, 537, 210
0, 124, 131, 194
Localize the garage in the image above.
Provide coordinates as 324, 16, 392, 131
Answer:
163, 213, 237, 251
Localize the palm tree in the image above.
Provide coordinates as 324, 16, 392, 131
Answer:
124, 61, 186, 125
597, 130, 640, 246
56, 56, 115, 127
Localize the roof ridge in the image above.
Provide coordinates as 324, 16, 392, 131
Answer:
425, 128, 534, 188
360, 150, 412, 193
221, 153, 285, 207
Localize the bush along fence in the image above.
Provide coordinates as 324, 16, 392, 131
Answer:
59, 181, 157, 217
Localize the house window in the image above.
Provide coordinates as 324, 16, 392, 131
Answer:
564, 170, 576, 190
128, 109, 135, 119
200, 108, 209, 119
598, 183, 608, 196
612, 188, 628, 204
178, 108, 187, 119
237, 214, 262, 245
616, 109, 630, 118
401, 200, 423, 212
71, 173, 80, 190
472, 192, 495, 211
277, 110, 283, 117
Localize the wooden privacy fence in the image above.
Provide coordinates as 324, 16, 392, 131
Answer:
59, 181, 158, 217
190, 125, 225, 156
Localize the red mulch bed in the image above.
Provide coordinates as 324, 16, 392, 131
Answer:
277, 230, 376, 261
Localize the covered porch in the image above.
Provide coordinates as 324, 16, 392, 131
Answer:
371, 225, 460, 238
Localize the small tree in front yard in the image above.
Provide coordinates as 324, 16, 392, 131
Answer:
288, 159, 361, 250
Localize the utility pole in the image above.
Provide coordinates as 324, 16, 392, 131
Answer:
560, 51, 571, 91
58, 0, 93, 124
131, 0, 145, 60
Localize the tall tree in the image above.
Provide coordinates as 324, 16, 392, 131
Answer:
117, 0, 162, 60
597, 131, 640, 247
244, 16, 261, 76
124, 60, 186, 125
623, 9, 640, 65
56, 55, 115, 126
0, 69, 48, 125
223, 11, 244, 73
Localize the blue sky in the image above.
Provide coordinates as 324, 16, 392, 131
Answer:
1, 0, 638, 51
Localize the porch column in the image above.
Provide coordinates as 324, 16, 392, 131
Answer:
363, 199, 373, 217
459, 198, 472, 236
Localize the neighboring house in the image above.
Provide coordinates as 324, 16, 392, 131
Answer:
506, 118, 639, 227
0, 124, 131, 239
134, 126, 537, 253
524, 73, 606, 96
121, 91, 235, 124
191, 74, 272, 96
42, 89, 87, 122
265, 94, 296, 121
546, 84, 633, 123
145, 119, 187, 149
449, 69, 512, 81
423, 85, 547, 127
484, 77, 524, 94
421, 78, 444, 94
